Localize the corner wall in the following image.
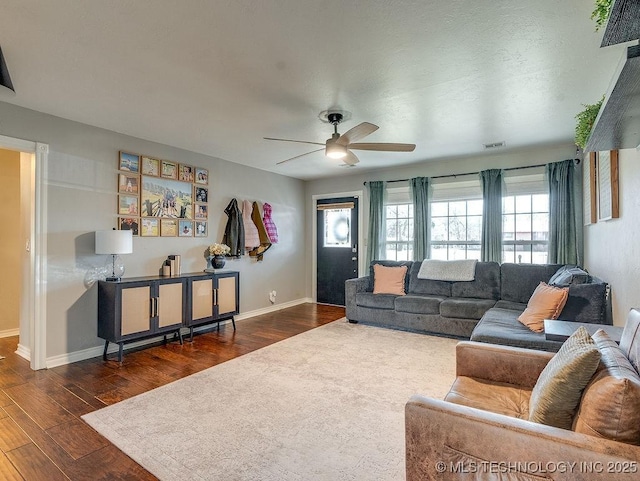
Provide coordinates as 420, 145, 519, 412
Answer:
0, 101, 307, 361
0, 148, 21, 335
584, 148, 640, 325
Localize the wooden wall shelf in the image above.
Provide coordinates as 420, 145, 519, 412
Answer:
585, 44, 640, 152
601, 0, 640, 47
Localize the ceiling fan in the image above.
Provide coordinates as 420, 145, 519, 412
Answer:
265, 112, 416, 166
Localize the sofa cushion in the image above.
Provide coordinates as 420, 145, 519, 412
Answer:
368, 260, 412, 292
518, 282, 569, 333
355, 292, 396, 310
493, 300, 526, 311
471, 308, 563, 352
407, 261, 451, 297
573, 330, 640, 444
450, 261, 500, 300
549, 265, 591, 287
395, 295, 444, 315
440, 298, 497, 320
500, 263, 562, 304
372, 264, 407, 295
529, 326, 601, 430
445, 376, 531, 419
559, 282, 608, 324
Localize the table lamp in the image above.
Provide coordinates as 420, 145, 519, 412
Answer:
95, 229, 133, 281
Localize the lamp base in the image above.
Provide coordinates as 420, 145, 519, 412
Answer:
105, 276, 121, 282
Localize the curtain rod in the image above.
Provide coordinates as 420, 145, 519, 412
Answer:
362, 158, 580, 185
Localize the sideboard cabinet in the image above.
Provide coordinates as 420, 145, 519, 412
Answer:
98, 271, 240, 361
186, 270, 240, 341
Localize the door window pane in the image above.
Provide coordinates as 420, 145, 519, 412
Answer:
324, 208, 351, 247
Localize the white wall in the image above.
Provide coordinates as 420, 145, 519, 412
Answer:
304, 143, 578, 298
0, 101, 307, 361
584, 148, 640, 326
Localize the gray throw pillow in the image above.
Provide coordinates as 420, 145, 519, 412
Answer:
529, 326, 601, 429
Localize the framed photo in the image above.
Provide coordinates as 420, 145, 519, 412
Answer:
141, 176, 193, 218
194, 203, 208, 220
597, 150, 619, 221
119, 152, 140, 173
118, 194, 139, 216
195, 167, 209, 185
161, 218, 178, 237
118, 173, 139, 194
140, 217, 159, 237
179, 164, 195, 182
194, 221, 207, 237
119, 217, 139, 236
194, 186, 208, 203
179, 220, 193, 237
141, 156, 160, 176
161, 160, 178, 179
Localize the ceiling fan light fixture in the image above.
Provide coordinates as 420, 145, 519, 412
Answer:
325, 142, 347, 159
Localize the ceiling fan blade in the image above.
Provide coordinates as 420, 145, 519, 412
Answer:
264, 137, 325, 147
343, 151, 360, 166
276, 148, 324, 165
348, 142, 416, 152
336, 122, 379, 146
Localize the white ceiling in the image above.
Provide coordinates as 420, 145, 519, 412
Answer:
0, 1, 627, 180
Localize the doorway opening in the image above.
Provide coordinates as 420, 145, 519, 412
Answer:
0, 134, 48, 370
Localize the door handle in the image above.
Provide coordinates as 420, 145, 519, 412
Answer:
351, 257, 357, 261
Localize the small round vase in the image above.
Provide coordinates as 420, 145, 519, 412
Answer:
212, 255, 226, 269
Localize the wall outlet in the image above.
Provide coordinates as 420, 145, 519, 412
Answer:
269, 290, 277, 303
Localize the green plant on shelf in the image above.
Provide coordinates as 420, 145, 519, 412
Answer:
591, 0, 613, 31
575, 96, 604, 150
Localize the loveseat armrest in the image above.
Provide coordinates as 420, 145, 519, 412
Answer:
345, 276, 371, 320
406, 395, 640, 481
456, 341, 554, 389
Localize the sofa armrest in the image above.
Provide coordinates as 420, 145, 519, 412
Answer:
406, 396, 640, 481
456, 341, 554, 389
345, 276, 371, 320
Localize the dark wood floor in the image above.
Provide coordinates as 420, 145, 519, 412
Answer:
0, 303, 345, 480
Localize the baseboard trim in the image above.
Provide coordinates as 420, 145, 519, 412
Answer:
15, 343, 30, 362
45, 298, 314, 368
0, 328, 19, 339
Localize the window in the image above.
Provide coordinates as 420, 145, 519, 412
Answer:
385, 203, 414, 260
430, 199, 483, 260
429, 178, 482, 260
502, 170, 549, 264
502, 194, 549, 263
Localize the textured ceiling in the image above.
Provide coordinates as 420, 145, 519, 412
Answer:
0, 0, 628, 180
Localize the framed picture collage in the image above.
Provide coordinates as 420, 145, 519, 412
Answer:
117, 151, 209, 237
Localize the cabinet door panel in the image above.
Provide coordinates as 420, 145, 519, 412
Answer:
192, 279, 213, 320
121, 286, 151, 336
218, 276, 237, 315
158, 282, 183, 327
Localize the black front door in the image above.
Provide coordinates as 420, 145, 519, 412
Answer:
316, 197, 359, 306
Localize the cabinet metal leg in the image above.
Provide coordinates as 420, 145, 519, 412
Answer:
118, 343, 124, 363
177, 329, 184, 345
103, 341, 109, 361
231, 317, 236, 331
190, 327, 194, 342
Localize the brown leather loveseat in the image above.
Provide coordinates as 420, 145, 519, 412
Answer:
405, 309, 640, 481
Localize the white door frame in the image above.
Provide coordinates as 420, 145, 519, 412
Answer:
0, 134, 48, 370
311, 190, 364, 302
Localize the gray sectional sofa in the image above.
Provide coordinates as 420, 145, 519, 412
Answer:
345, 260, 610, 351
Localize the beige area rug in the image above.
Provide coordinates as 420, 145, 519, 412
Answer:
82, 319, 458, 481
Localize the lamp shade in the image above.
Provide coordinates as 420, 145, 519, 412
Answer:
95, 230, 133, 255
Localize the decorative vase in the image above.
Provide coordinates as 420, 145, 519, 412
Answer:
213, 255, 226, 269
